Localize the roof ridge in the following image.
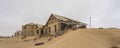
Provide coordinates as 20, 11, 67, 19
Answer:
51, 13, 87, 25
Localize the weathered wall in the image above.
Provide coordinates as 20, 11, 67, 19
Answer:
21, 24, 37, 38
47, 21, 61, 36
35, 27, 43, 38
45, 16, 61, 36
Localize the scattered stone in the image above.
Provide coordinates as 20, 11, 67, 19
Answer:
48, 38, 52, 41
24, 40, 29, 42
34, 38, 36, 42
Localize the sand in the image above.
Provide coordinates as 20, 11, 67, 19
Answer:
0, 29, 120, 48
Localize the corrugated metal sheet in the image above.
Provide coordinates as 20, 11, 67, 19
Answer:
52, 14, 87, 25
53, 14, 69, 21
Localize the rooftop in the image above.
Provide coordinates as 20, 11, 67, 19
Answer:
51, 14, 87, 25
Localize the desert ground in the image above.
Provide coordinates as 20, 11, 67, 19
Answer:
0, 28, 120, 48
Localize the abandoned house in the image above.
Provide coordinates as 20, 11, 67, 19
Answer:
21, 14, 87, 39
21, 23, 43, 39
43, 14, 87, 37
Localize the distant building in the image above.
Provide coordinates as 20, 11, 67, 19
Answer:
21, 14, 87, 39
14, 30, 22, 37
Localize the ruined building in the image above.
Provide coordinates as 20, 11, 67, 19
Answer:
21, 14, 87, 39
43, 14, 87, 37
21, 23, 43, 39
14, 30, 22, 37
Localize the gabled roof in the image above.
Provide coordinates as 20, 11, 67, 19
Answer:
52, 14, 69, 21
51, 14, 87, 25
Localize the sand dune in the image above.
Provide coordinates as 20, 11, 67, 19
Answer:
0, 29, 120, 48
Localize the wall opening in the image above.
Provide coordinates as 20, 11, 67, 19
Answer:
41, 30, 44, 34
55, 25, 57, 33
49, 27, 51, 34
37, 30, 39, 34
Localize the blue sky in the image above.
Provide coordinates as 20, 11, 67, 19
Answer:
0, 0, 120, 36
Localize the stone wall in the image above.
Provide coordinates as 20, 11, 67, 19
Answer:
21, 23, 38, 39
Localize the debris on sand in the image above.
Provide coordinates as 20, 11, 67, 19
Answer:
35, 42, 44, 46
24, 40, 29, 42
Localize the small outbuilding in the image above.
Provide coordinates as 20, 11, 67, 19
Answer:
21, 23, 43, 39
